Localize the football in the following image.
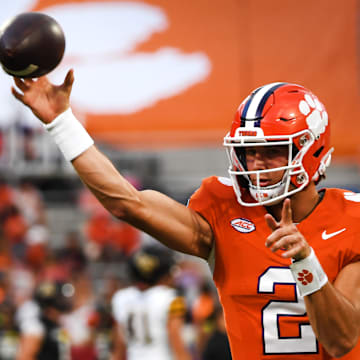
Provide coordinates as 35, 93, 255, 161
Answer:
0, 12, 65, 78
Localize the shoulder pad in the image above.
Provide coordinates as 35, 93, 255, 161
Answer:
199, 176, 235, 199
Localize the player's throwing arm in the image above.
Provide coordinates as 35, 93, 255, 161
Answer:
11, 72, 213, 260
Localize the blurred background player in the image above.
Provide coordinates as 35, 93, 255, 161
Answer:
201, 305, 232, 360
111, 244, 191, 360
15, 280, 74, 360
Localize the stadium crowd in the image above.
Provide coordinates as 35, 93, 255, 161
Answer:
0, 177, 231, 360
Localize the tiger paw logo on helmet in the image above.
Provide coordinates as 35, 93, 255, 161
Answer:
298, 93, 328, 138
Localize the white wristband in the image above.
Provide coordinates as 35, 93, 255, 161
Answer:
289, 247, 328, 296
43, 108, 94, 161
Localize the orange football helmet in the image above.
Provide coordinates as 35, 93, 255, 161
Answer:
223, 82, 333, 206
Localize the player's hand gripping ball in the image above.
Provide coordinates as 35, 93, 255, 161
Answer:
0, 12, 65, 78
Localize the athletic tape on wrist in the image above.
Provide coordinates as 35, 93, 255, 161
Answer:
289, 247, 328, 297
44, 108, 94, 161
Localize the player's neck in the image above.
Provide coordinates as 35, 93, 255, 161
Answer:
266, 183, 321, 223
136, 283, 151, 291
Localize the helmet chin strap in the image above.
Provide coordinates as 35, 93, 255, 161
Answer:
248, 181, 287, 205
247, 168, 294, 205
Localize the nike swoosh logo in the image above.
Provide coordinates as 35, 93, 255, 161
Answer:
322, 228, 346, 240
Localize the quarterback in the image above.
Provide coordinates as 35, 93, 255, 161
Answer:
11, 73, 360, 359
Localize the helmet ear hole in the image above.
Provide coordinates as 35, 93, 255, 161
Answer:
313, 146, 324, 158
313, 148, 333, 181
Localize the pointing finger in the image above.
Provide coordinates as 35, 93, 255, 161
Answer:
281, 198, 293, 225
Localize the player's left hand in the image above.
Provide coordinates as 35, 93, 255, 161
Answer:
264, 198, 311, 261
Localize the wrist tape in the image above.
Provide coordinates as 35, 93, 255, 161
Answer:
289, 247, 328, 296
44, 108, 94, 161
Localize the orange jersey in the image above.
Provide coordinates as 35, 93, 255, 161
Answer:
188, 176, 360, 360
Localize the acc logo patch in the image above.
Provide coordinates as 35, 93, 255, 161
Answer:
230, 218, 255, 233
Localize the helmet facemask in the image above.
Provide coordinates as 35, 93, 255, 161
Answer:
225, 128, 317, 206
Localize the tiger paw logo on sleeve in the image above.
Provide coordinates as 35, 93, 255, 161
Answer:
297, 269, 314, 285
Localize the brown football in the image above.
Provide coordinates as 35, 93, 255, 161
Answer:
0, 12, 65, 78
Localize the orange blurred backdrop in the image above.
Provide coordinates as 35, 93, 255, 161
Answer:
32, 0, 360, 160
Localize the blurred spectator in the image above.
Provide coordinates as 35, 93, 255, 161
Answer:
0, 299, 18, 360
94, 273, 126, 359
0, 234, 12, 273
39, 251, 71, 284
0, 271, 9, 304
191, 282, 215, 324
14, 180, 47, 226
21, 127, 36, 161
84, 212, 140, 261
0, 179, 50, 271
24, 224, 50, 272
111, 245, 191, 360
174, 258, 208, 306
62, 269, 97, 360
10, 267, 36, 310
87, 300, 115, 360
202, 306, 232, 360
56, 231, 88, 273
3, 205, 28, 261
0, 179, 15, 220
191, 281, 216, 357
79, 185, 141, 262
15, 280, 74, 360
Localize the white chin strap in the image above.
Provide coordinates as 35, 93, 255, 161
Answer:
248, 181, 287, 206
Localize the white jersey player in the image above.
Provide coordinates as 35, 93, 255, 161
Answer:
111, 245, 191, 360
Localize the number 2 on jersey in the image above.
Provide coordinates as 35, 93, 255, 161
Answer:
258, 267, 318, 354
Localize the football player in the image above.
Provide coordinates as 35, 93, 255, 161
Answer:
11, 73, 360, 360
111, 245, 191, 360
15, 281, 73, 360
